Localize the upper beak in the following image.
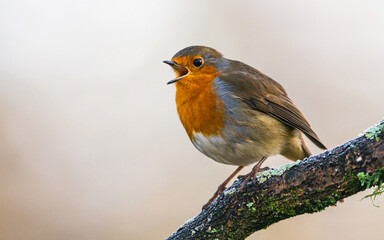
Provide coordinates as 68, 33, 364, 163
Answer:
163, 60, 189, 84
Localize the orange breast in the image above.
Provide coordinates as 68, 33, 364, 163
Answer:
174, 65, 224, 140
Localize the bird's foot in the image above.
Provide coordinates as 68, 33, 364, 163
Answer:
238, 157, 269, 192
237, 166, 270, 179
202, 184, 226, 210
202, 166, 244, 210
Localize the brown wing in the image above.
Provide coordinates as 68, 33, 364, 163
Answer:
220, 60, 327, 150
242, 95, 326, 149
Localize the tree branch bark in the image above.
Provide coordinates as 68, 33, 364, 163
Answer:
166, 119, 384, 240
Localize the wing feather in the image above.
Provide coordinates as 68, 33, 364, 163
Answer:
220, 60, 327, 150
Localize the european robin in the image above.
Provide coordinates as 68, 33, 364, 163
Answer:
164, 46, 326, 209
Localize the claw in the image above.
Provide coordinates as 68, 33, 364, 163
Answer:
239, 156, 269, 192
202, 166, 243, 210
202, 185, 225, 210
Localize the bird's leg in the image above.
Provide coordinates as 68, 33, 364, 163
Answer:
237, 167, 270, 179
238, 156, 269, 192
202, 166, 243, 210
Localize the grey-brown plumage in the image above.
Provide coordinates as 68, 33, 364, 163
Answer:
220, 60, 326, 150
165, 45, 327, 208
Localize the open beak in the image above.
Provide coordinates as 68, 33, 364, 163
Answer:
163, 60, 189, 84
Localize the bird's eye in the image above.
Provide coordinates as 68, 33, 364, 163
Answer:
193, 58, 203, 67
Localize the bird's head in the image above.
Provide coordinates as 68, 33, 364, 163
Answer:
164, 46, 227, 85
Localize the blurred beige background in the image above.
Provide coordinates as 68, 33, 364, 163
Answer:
1, 0, 384, 239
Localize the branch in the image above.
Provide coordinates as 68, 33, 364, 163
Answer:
167, 119, 384, 240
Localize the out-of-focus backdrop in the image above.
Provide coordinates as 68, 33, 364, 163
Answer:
1, 0, 383, 239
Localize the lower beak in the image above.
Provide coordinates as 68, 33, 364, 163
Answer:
163, 60, 189, 84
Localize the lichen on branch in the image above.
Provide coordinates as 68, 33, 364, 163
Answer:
363, 118, 384, 141
167, 118, 384, 240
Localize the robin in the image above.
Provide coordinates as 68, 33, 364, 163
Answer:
164, 46, 326, 209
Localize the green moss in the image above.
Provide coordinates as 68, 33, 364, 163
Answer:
224, 188, 236, 195
246, 202, 256, 212
222, 188, 345, 239
357, 167, 384, 206
206, 227, 218, 233
310, 196, 337, 212
256, 160, 301, 183
256, 189, 342, 226
363, 118, 384, 141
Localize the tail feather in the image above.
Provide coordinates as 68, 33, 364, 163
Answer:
281, 132, 312, 160
299, 134, 312, 158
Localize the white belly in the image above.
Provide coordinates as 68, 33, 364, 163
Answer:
192, 132, 281, 167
